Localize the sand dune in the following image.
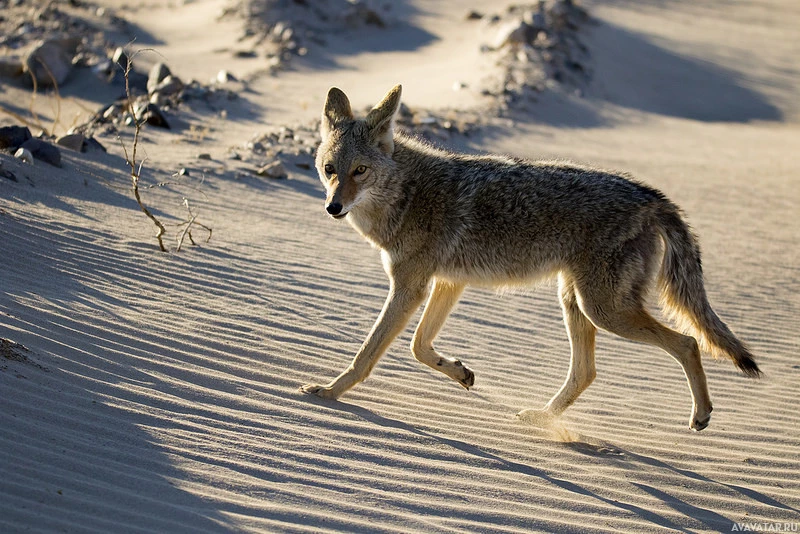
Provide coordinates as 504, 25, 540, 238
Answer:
1, 0, 799, 532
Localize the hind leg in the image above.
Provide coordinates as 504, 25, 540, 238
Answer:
518, 275, 597, 425
411, 279, 474, 389
579, 297, 713, 431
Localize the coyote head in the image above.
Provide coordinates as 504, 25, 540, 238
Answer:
315, 85, 402, 219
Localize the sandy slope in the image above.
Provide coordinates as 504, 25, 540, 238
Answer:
1, 0, 799, 532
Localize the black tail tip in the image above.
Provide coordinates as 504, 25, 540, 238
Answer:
738, 358, 762, 378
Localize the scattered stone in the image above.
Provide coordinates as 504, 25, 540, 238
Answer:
147, 62, 172, 94
23, 38, 79, 87
493, 20, 534, 49
481, 0, 592, 105
135, 103, 170, 129
197, 153, 212, 160
83, 137, 107, 153
111, 47, 128, 71
466, 10, 484, 20
342, 2, 385, 28
153, 74, 183, 97
0, 125, 32, 149
216, 70, 237, 83
56, 133, 86, 152
257, 160, 288, 179
14, 147, 33, 165
295, 161, 312, 170
220, 0, 394, 71
20, 138, 61, 167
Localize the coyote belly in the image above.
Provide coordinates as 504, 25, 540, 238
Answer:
300, 84, 760, 432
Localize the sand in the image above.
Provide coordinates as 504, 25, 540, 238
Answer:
1, 0, 799, 532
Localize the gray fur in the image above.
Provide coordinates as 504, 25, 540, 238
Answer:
302, 85, 760, 432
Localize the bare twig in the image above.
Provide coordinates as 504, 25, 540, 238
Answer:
118, 48, 167, 252
176, 198, 212, 252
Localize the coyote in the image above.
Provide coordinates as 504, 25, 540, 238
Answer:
301, 85, 760, 431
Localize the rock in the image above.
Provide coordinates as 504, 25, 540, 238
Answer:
83, 137, 107, 153
147, 62, 171, 94
342, 2, 385, 28
257, 160, 287, 179
216, 70, 237, 83
20, 138, 61, 167
197, 153, 212, 160
111, 46, 128, 71
466, 10, 483, 20
135, 103, 170, 129
154, 74, 183, 97
103, 103, 124, 120
0, 125, 32, 149
24, 38, 79, 87
494, 20, 534, 49
56, 133, 86, 152
14, 147, 34, 164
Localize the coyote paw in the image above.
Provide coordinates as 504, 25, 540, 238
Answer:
516, 408, 556, 427
690, 408, 712, 432
456, 362, 475, 390
300, 383, 339, 400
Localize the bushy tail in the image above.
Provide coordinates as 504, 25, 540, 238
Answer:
656, 206, 762, 377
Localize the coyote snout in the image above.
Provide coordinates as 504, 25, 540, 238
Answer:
325, 202, 345, 218
301, 84, 761, 432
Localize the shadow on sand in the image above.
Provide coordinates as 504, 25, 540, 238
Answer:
480, 17, 782, 130
324, 400, 797, 533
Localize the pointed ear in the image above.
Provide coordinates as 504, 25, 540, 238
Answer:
320, 87, 354, 139
365, 84, 402, 154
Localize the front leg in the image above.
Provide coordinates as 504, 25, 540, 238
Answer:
301, 272, 428, 399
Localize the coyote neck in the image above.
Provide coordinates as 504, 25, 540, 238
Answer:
346, 177, 410, 251
349, 138, 445, 252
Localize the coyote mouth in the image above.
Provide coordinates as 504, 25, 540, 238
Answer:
332, 212, 348, 219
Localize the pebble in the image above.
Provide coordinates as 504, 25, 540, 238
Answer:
14, 147, 34, 164
154, 75, 184, 97
111, 47, 128, 71
56, 133, 86, 152
24, 38, 79, 87
20, 138, 61, 167
147, 62, 172, 94
257, 160, 288, 179
216, 70, 237, 83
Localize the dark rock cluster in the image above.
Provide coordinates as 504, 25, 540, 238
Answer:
473, 0, 593, 106
0, 124, 105, 168
0, 0, 132, 87
220, 0, 390, 71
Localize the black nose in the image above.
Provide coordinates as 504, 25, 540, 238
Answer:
326, 202, 343, 216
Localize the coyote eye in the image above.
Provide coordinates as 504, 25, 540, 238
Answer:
354, 165, 367, 175
324, 164, 335, 175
